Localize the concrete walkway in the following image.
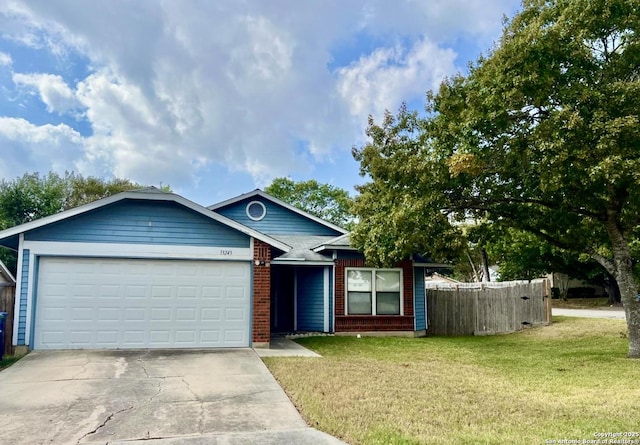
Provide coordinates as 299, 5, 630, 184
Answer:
253, 337, 322, 358
553, 307, 626, 320
0, 349, 344, 445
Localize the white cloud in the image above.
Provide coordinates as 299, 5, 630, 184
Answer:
12, 72, 79, 113
0, 117, 84, 179
0, 0, 518, 192
337, 39, 457, 120
229, 16, 294, 83
0, 51, 11, 66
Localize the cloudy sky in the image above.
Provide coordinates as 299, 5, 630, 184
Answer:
0, 0, 521, 205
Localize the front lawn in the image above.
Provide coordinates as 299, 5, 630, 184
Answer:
263, 317, 640, 445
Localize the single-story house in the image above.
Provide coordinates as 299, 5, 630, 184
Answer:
0, 188, 440, 350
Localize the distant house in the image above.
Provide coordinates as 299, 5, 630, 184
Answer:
0, 260, 15, 286
0, 188, 444, 351
425, 272, 460, 286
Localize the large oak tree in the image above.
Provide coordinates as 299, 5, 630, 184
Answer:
351, 0, 640, 357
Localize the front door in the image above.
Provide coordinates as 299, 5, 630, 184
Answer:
271, 266, 295, 332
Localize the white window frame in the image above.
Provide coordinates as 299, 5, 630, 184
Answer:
345, 267, 403, 316
246, 201, 267, 221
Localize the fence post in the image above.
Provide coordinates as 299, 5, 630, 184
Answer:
544, 278, 553, 325
0, 284, 16, 357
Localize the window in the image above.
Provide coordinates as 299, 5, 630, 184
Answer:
246, 201, 266, 221
346, 268, 402, 315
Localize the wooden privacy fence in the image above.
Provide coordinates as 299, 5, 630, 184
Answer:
426, 279, 551, 336
1, 284, 15, 357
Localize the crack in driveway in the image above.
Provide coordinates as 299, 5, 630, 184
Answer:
136, 354, 151, 379
181, 377, 204, 433
5, 350, 329, 445
76, 406, 134, 444
70, 356, 91, 380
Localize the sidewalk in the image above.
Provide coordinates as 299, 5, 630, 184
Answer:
253, 337, 322, 358
552, 308, 626, 320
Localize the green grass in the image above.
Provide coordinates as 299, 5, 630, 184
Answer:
263, 317, 639, 445
0, 354, 23, 371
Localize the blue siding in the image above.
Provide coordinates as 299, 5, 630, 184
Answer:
217, 197, 343, 236
296, 267, 325, 332
17, 249, 29, 345
414, 267, 426, 331
25, 200, 250, 247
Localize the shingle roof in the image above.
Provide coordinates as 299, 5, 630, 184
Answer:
274, 249, 333, 262
312, 233, 357, 251
268, 234, 337, 250
268, 235, 336, 263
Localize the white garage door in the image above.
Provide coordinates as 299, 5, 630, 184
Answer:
33, 257, 251, 349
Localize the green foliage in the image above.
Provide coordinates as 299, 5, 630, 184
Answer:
352, 0, 640, 354
265, 177, 353, 228
353, 0, 640, 269
351, 107, 466, 267
65, 174, 146, 209
481, 226, 604, 283
0, 172, 67, 230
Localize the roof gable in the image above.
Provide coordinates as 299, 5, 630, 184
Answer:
25, 200, 251, 247
0, 190, 291, 252
210, 190, 347, 237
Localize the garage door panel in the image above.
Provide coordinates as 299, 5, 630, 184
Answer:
34, 257, 251, 349
202, 286, 222, 299
226, 287, 247, 299
100, 285, 122, 298
150, 331, 171, 343
124, 284, 146, 296
225, 308, 245, 321
224, 330, 245, 342
150, 308, 172, 321
176, 308, 197, 321
71, 307, 94, 320
151, 286, 173, 299
177, 286, 198, 299
72, 284, 95, 297
98, 308, 119, 321
123, 331, 145, 344
201, 308, 221, 321
96, 331, 118, 344
125, 308, 146, 322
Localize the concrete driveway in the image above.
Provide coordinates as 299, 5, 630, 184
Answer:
0, 349, 344, 445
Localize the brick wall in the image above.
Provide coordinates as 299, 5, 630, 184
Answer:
400, 259, 414, 318
334, 258, 415, 332
335, 257, 366, 317
252, 239, 271, 344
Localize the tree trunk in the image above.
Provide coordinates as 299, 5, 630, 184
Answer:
553, 272, 569, 301
603, 274, 621, 306
466, 250, 480, 282
481, 248, 491, 282
613, 254, 640, 358
605, 212, 640, 358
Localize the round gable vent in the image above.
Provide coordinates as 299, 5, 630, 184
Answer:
246, 201, 267, 221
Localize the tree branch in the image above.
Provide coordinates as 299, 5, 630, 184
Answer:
588, 250, 617, 276
447, 196, 604, 221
